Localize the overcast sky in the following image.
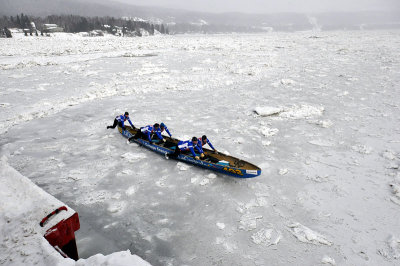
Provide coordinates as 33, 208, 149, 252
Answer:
113, 0, 400, 13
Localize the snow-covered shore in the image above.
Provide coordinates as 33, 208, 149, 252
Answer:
0, 156, 150, 265
1, 31, 400, 265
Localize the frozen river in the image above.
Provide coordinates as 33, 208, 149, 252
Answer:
1, 31, 400, 265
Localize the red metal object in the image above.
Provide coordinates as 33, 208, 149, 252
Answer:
42, 207, 80, 260
40, 206, 68, 227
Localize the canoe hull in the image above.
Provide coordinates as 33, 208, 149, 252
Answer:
119, 127, 261, 178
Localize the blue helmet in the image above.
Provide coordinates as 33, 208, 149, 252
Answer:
160, 122, 166, 128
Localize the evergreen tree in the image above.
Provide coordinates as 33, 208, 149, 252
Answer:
0, 13, 156, 35
150, 24, 154, 35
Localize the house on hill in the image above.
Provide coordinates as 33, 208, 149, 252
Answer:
42, 24, 64, 33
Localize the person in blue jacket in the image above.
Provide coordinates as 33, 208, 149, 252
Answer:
169, 137, 202, 160
107, 112, 135, 130
196, 135, 217, 158
129, 123, 161, 145
160, 123, 172, 137
152, 122, 172, 142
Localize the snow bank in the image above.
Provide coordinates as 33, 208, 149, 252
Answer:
74, 250, 151, 266
0, 156, 75, 265
0, 156, 150, 266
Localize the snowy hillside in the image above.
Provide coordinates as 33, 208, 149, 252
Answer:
1, 31, 400, 265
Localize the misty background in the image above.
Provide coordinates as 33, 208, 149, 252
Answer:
113, 0, 400, 13
1, 0, 400, 32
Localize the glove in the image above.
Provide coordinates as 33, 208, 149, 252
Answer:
162, 139, 166, 143
195, 156, 200, 160
200, 153, 205, 158
214, 150, 218, 154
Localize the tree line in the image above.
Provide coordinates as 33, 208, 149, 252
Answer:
0, 13, 169, 35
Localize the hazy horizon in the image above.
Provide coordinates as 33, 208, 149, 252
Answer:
111, 0, 400, 14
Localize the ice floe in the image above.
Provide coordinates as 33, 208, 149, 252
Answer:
280, 104, 324, 119
254, 106, 283, 117
259, 126, 279, 137
309, 119, 334, 128
177, 162, 190, 171
239, 213, 263, 231
351, 145, 372, 154
107, 201, 127, 214
278, 168, 288, 175
75, 190, 114, 205
215, 237, 238, 253
216, 223, 226, 230
199, 178, 210, 186
321, 255, 336, 265
254, 104, 324, 119
251, 226, 282, 246
382, 150, 398, 160
387, 235, 400, 259
308, 139, 335, 147
121, 152, 147, 162
125, 186, 137, 196
287, 222, 332, 246
390, 182, 400, 206
380, 235, 400, 260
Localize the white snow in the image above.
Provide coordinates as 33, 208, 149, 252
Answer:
0, 156, 150, 266
74, 251, 151, 266
1, 30, 400, 265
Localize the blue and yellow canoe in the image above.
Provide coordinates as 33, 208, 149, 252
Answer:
118, 126, 261, 178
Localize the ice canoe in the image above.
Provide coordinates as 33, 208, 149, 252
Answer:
118, 126, 261, 178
